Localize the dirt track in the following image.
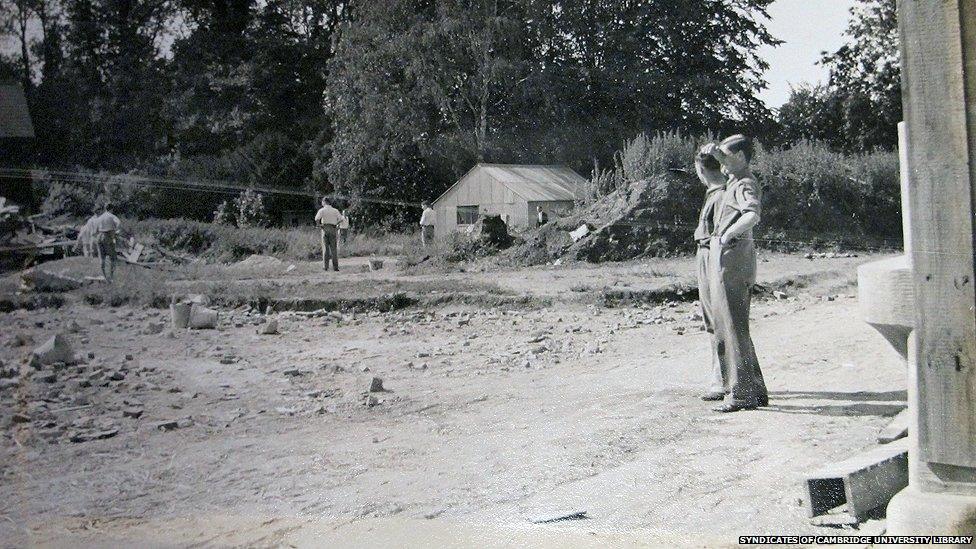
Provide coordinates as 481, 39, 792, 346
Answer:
0, 254, 904, 547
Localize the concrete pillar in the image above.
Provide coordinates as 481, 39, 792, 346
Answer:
886, 0, 976, 539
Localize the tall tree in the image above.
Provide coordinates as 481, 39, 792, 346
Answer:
778, 0, 899, 152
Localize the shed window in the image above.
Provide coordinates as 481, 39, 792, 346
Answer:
457, 205, 479, 225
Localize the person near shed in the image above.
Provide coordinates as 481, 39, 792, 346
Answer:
700, 135, 768, 412
536, 206, 549, 228
419, 202, 435, 248
94, 202, 122, 282
315, 197, 341, 272
693, 144, 727, 403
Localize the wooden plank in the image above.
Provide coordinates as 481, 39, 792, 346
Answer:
898, 0, 976, 468
804, 439, 909, 521
878, 408, 910, 444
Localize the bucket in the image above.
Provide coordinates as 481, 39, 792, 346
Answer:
189, 306, 218, 329
171, 302, 192, 329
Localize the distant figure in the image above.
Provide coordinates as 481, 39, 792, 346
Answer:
536, 206, 549, 228
315, 197, 341, 271
419, 202, 435, 248
338, 210, 350, 245
700, 134, 768, 413
94, 202, 121, 282
75, 206, 99, 258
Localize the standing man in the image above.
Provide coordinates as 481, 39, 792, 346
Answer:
536, 206, 549, 228
419, 202, 435, 248
701, 135, 768, 412
693, 144, 727, 403
315, 197, 341, 272
94, 201, 121, 282
338, 209, 351, 246
75, 206, 100, 258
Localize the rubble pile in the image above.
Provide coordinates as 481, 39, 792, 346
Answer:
503, 172, 703, 266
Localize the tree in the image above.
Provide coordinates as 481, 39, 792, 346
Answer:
778, 0, 899, 152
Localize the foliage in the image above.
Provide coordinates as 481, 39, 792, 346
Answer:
778, 0, 900, 152
233, 188, 270, 228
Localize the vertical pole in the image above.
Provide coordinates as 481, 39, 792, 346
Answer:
887, 0, 976, 537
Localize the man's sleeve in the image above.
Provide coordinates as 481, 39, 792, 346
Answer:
733, 179, 761, 215
314, 209, 322, 222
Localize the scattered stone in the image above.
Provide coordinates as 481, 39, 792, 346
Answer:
11, 412, 30, 424
66, 320, 83, 333
31, 334, 76, 367
36, 370, 57, 383
364, 395, 379, 407
142, 322, 165, 335
156, 420, 179, 431
69, 428, 119, 443
22, 267, 85, 292
275, 406, 298, 416
0, 378, 19, 391
257, 319, 279, 335
123, 408, 143, 419
772, 291, 788, 300
107, 370, 126, 381
282, 368, 303, 377
369, 377, 385, 392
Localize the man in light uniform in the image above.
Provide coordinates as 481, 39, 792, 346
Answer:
536, 205, 549, 228
693, 145, 727, 402
315, 197, 341, 271
700, 135, 768, 412
94, 202, 122, 282
419, 202, 435, 248
76, 206, 100, 257
338, 210, 350, 246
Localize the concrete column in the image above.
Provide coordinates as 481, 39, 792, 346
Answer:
886, 0, 976, 539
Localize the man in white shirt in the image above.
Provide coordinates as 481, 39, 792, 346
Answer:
419, 202, 435, 248
315, 197, 341, 271
94, 202, 122, 282
338, 210, 351, 245
75, 206, 100, 258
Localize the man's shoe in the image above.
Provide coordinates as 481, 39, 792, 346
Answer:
701, 392, 725, 401
757, 394, 769, 407
713, 402, 757, 413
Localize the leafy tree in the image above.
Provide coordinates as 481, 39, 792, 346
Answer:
778, 0, 899, 152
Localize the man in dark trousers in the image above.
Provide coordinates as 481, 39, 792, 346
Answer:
701, 135, 769, 412
315, 197, 341, 272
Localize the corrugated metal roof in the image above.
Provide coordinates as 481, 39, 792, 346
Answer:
0, 84, 35, 138
478, 164, 585, 202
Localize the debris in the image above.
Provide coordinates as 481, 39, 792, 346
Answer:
528, 510, 588, 524
570, 224, 590, 242
369, 258, 384, 271
11, 412, 30, 424
31, 334, 76, 367
156, 420, 179, 431
189, 306, 219, 329
69, 428, 119, 443
170, 300, 192, 329
803, 438, 908, 522
772, 290, 788, 300
282, 368, 303, 377
142, 321, 165, 335
369, 377, 385, 392
257, 319, 279, 335
122, 408, 143, 419
364, 395, 379, 407
21, 267, 85, 292
285, 264, 297, 273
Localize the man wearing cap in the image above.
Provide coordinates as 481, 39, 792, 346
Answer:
700, 134, 769, 412
94, 202, 122, 282
693, 144, 727, 403
315, 197, 341, 272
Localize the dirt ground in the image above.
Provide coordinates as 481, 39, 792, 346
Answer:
0, 252, 906, 547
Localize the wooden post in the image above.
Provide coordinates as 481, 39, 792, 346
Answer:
886, 0, 976, 536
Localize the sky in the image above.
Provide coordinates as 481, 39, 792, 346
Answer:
757, 0, 859, 109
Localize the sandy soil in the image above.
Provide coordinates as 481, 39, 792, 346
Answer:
0, 253, 905, 547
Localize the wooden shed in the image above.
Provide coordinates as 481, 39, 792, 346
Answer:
432, 163, 586, 235
0, 82, 37, 209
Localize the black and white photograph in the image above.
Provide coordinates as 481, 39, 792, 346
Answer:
0, 0, 974, 546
